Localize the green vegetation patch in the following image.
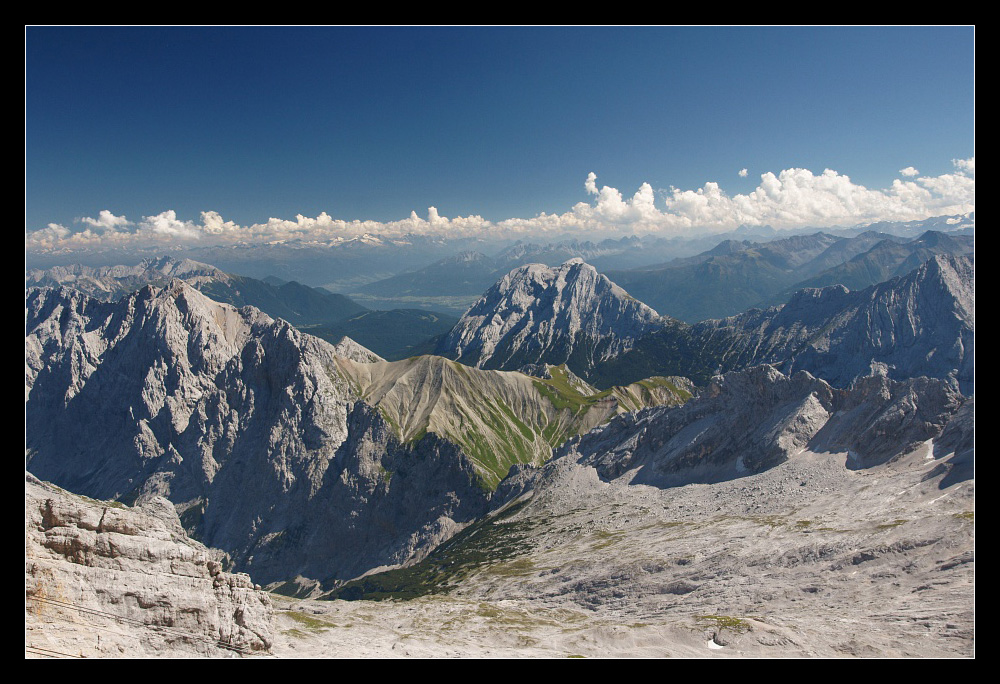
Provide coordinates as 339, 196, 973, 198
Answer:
484, 557, 536, 578
532, 366, 603, 415
321, 498, 535, 601
696, 615, 753, 633
532, 379, 586, 414
283, 611, 337, 630
636, 376, 694, 401
727, 514, 786, 528
590, 529, 626, 550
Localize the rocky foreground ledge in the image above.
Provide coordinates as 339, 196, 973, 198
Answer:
25, 473, 274, 658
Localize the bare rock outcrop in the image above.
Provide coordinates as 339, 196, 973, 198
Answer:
437, 258, 665, 375
699, 255, 975, 394
24, 282, 548, 585
502, 365, 967, 493
25, 473, 273, 657
24, 281, 490, 585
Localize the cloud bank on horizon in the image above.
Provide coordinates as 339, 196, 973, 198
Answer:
26, 158, 975, 252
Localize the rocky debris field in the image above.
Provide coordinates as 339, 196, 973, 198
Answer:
268, 440, 974, 658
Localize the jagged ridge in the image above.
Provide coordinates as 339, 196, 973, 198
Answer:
336, 356, 694, 488
25, 280, 692, 584
589, 255, 975, 394
501, 364, 969, 494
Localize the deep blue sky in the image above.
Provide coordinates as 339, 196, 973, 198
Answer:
26, 26, 975, 231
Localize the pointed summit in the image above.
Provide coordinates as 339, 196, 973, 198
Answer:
436, 260, 665, 377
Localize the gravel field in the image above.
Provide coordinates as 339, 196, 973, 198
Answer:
270, 443, 974, 658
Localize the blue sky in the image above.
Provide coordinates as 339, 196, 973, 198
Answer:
25, 26, 974, 246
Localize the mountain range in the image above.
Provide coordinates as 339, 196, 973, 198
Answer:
322, 226, 975, 323
432, 253, 974, 397
24, 218, 975, 657
25, 280, 686, 584
25, 256, 455, 361
26, 256, 365, 324
604, 230, 973, 322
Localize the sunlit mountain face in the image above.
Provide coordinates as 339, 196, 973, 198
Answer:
25, 26, 973, 659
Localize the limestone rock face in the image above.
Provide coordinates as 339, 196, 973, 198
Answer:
25, 473, 274, 657
437, 259, 665, 374
512, 365, 967, 491
240, 401, 492, 584
24, 281, 502, 585
25, 280, 356, 508
698, 255, 975, 394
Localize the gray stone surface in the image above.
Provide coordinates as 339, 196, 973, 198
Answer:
504, 366, 967, 494
268, 366, 973, 658
698, 255, 975, 394
24, 281, 489, 585
28, 281, 671, 586
437, 258, 665, 373
25, 473, 274, 657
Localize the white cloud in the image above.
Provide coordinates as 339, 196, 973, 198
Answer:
738, 168, 748, 177
44, 223, 69, 238
31, 223, 71, 247
200, 210, 242, 235
79, 210, 130, 232
138, 210, 203, 240
899, 166, 920, 177
26, 158, 977, 252
952, 156, 975, 177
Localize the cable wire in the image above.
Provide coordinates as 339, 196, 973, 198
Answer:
25, 645, 85, 659
27, 595, 267, 657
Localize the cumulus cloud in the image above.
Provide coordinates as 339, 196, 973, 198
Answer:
25, 157, 976, 252
30, 223, 71, 248
739, 168, 748, 177
79, 210, 130, 232
200, 210, 243, 235
138, 210, 203, 240
899, 166, 920, 177
952, 156, 975, 176
652, 159, 975, 231
44, 223, 69, 238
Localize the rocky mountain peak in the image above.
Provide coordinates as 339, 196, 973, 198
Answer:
331, 335, 385, 363
690, 253, 975, 395
437, 260, 664, 375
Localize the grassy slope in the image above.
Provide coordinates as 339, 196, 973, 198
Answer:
334, 357, 693, 490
